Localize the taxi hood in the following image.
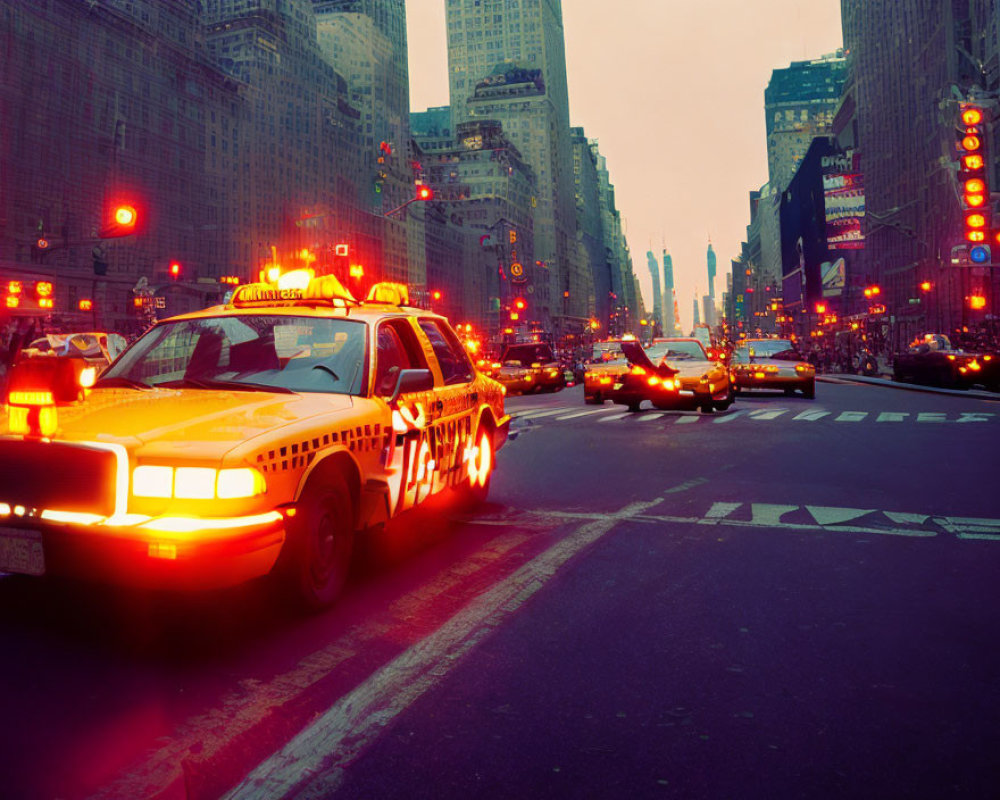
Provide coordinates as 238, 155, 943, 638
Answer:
39, 389, 353, 454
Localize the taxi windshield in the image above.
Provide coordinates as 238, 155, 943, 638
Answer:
647, 341, 706, 361
100, 315, 368, 395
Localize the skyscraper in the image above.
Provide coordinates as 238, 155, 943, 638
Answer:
706, 241, 717, 327
662, 249, 676, 333
445, 0, 582, 334
646, 251, 662, 332
764, 52, 847, 192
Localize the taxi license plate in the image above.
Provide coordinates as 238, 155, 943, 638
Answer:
0, 527, 45, 576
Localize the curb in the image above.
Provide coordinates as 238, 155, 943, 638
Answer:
818, 373, 1000, 401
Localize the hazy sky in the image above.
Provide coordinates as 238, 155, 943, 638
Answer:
406, 0, 844, 331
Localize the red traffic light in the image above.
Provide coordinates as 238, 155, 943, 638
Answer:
815, 302, 827, 314
100, 204, 138, 238
431, 290, 442, 301
36, 238, 50, 250
415, 185, 433, 201
169, 261, 181, 278
513, 298, 526, 310
79, 299, 93, 311
961, 107, 983, 126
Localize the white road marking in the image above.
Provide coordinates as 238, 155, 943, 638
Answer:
749, 409, 788, 420
793, 409, 830, 421
957, 413, 995, 423
513, 407, 578, 419
835, 411, 868, 422
806, 506, 875, 526
636, 412, 666, 421
750, 504, 799, 525
674, 415, 701, 424
701, 502, 742, 523
917, 412, 949, 423
876, 412, 908, 422
884, 511, 930, 525
597, 412, 634, 422
712, 410, 745, 423
554, 409, 616, 420
225, 498, 663, 800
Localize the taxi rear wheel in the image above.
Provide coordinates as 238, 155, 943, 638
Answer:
802, 380, 816, 399
585, 392, 602, 405
283, 473, 355, 611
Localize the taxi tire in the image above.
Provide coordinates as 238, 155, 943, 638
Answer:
584, 393, 602, 405
283, 473, 355, 611
715, 385, 735, 411
802, 380, 815, 399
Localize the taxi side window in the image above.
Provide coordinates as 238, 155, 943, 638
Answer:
417, 319, 474, 385
374, 325, 410, 397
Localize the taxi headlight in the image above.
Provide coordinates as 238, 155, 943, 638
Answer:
217, 468, 267, 498
132, 466, 266, 499
175, 467, 217, 499
133, 465, 174, 498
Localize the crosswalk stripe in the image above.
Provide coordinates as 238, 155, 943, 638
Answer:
674, 415, 701, 424
513, 407, 577, 419
835, 411, 868, 422
749, 409, 787, 420
636, 412, 666, 421
876, 412, 908, 422
554, 409, 615, 420
598, 412, 634, 422
793, 409, 830, 421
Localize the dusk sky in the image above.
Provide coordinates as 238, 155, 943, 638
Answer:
406, 0, 844, 332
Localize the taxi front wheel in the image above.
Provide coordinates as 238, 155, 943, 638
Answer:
282, 473, 355, 610
457, 428, 494, 508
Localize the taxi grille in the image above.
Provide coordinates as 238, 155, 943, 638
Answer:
0, 440, 117, 516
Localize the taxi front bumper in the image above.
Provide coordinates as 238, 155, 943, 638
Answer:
0, 509, 286, 590
608, 376, 728, 410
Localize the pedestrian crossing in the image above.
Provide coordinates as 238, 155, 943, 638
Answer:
510, 403, 997, 427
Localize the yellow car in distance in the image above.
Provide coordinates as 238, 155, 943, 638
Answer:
0, 274, 509, 609
731, 338, 816, 398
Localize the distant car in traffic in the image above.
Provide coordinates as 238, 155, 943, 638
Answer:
892, 334, 981, 389
731, 338, 815, 398
498, 343, 564, 392
616, 338, 734, 413
493, 359, 536, 395
20, 332, 127, 371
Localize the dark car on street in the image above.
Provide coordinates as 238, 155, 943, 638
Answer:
499, 343, 564, 392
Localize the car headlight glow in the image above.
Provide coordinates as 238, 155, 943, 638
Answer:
132, 466, 266, 499
133, 465, 174, 498
174, 467, 217, 499
217, 468, 267, 499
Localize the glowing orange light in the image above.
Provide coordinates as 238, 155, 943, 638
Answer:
815, 303, 827, 314
963, 154, 985, 170
962, 108, 983, 125
432, 290, 442, 301
349, 263, 364, 279
8, 281, 22, 295
966, 213, 987, 229
964, 193, 986, 207
966, 230, 986, 242
509, 312, 519, 321
8, 391, 55, 406
415, 185, 433, 201
35, 281, 53, 298
6, 296, 19, 309
920, 281, 932, 292
114, 205, 137, 226
962, 135, 982, 151
969, 295, 987, 310
38, 298, 53, 309
966, 178, 986, 193
36, 238, 49, 250
169, 261, 181, 277
78, 299, 93, 311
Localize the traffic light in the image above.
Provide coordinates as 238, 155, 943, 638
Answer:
863, 285, 881, 299
513, 297, 526, 311
169, 261, 181, 279
79, 299, 93, 311
958, 103, 989, 248
99, 204, 138, 238
815, 302, 827, 314
414, 184, 433, 201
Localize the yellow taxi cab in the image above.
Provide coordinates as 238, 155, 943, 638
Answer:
492, 359, 536, 395
583, 338, 632, 404
0, 273, 509, 609
616, 338, 734, 413
731, 338, 815, 398
498, 343, 565, 392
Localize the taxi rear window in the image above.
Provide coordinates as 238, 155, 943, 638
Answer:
101, 315, 368, 395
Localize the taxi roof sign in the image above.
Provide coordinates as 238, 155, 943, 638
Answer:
230, 273, 356, 308
366, 282, 409, 306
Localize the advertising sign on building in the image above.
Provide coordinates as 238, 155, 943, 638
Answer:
821, 257, 846, 297
822, 151, 865, 250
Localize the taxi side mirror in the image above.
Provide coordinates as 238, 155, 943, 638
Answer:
389, 368, 434, 404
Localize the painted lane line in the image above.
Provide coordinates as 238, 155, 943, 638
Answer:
876, 412, 908, 422
512, 407, 577, 420
598, 412, 635, 422
554, 409, 618, 420
750, 504, 799, 525
793, 409, 830, 421
917, 412, 949, 423
936, 516, 1000, 540
835, 411, 868, 422
957, 412, 995, 423
225, 499, 664, 800
883, 511, 930, 526
806, 506, 876, 526
712, 410, 745, 423
699, 502, 742, 524
674, 415, 701, 424
635, 412, 667, 421
748, 409, 788, 420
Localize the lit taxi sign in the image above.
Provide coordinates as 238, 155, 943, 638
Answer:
230, 272, 357, 308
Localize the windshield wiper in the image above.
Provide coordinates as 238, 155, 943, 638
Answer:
93, 376, 151, 390
157, 378, 293, 394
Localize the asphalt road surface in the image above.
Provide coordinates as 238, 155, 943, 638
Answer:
1, 378, 998, 799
